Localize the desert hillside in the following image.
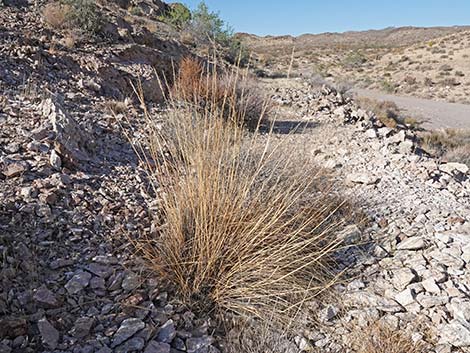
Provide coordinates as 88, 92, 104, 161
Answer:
1, 1, 470, 353
241, 26, 470, 104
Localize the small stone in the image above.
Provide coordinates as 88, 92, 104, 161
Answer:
157, 319, 176, 343
397, 237, 426, 251
347, 173, 380, 185
122, 272, 140, 291
398, 140, 414, 154
33, 285, 59, 308
115, 337, 145, 353
69, 317, 94, 338
50, 150, 62, 170
388, 130, 406, 144
186, 336, 214, 353
144, 341, 170, 353
319, 305, 338, 322
450, 299, 470, 322
365, 129, 377, 138
38, 318, 59, 350
0, 318, 28, 338
65, 272, 92, 294
439, 163, 469, 175
422, 278, 441, 294
395, 288, 416, 307
2, 161, 29, 178
111, 318, 145, 348
392, 268, 418, 291
416, 294, 448, 308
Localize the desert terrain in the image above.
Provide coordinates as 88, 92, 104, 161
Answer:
1, 1, 470, 353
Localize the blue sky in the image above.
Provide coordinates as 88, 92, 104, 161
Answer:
179, 0, 470, 36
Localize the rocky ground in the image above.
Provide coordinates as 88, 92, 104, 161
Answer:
1, 2, 221, 353
2, 2, 470, 353
264, 79, 470, 352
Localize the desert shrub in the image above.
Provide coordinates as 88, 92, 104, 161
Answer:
440, 64, 453, 72
353, 322, 427, 353
182, 2, 250, 66
441, 77, 459, 86
188, 1, 233, 45
171, 56, 268, 129
404, 76, 417, 85
225, 38, 250, 67
342, 51, 367, 68
42, 2, 72, 29
42, 0, 102, 36
128, 5, 142, 16
356, 97, 416, 129
130, 66, 350, 324
158, 3, 191, 29
423, 77, 434, 86
421, 129, 470, 166
381, 80, 396, 93
65, 0, 102, 35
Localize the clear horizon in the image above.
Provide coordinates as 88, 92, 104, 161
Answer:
179, 0, 470, 36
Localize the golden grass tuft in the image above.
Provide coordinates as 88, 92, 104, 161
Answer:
42, 2, 72, 30
353, 322, 427, 353
130, 64, 349, 323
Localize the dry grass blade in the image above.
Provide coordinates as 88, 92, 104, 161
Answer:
130, 61, 350, 324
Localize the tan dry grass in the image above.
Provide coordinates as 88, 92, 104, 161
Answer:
421, 128, 470, 166
356, 97, 421, 129
353, 322, 427, 353
130, 66, 349, 324
42, 2, 72, 30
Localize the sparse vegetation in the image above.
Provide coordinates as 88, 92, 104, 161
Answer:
42, 0, 102, 36
381, 80, 396, 93
343, 51, 367, 68
353, 322, 427, 353
42, 2, 72, 29
187, 1, 233, 45
421, 129, 470, 166
158, 3, 191, 29
356, 97, 421, 129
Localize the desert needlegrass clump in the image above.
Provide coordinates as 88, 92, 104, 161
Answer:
131, 67, 348, 323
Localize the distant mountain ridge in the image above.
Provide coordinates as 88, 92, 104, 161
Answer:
237, 25, 470, 50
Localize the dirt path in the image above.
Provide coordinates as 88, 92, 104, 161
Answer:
353, 88, 470, 130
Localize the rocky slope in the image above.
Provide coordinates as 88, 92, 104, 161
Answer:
1, 2, 470, 353
1, 2, 222, 353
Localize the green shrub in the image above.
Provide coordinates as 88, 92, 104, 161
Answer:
189, 1, 233, 45
158, 3, 191, 29
342, 51, 367, 68
225, 38, 250, 66
381, 80, 395, 93
65, 0, 102, 36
